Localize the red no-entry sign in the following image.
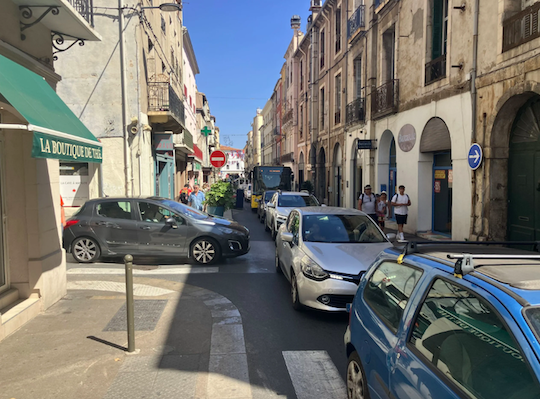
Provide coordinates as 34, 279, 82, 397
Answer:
210, 150, 227, 168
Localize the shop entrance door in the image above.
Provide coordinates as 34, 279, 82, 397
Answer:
433, 152, 452, 234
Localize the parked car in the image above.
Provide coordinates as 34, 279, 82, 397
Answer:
244, 184, 252, 202
344, 244, 540, 399
257, 190, 276, 223
63, 197, 250, 265
266, 191, 320, 239
275, 207, 394, 311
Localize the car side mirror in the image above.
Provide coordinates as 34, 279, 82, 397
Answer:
281, 232, 294, 243
165, 218, 178, 229
268, 203, 275, 208
386, 233, 396, 241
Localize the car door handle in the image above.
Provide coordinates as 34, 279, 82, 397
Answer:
140, 226, 152, 230
96, 221, 109, 226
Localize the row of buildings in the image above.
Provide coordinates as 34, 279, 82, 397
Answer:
245, 0, 540, 243
0, 0, 220, 341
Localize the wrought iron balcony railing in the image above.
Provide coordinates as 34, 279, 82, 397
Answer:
283, 109, 294, 125
425, 54, 447, 85
281, 152, 294, 164
347, 5, 365, 41
503, 2, 540, 52
371, 79, 399, 119
346, 97, 365, 126
148, 82, 185, 127
68, 0, 94, 26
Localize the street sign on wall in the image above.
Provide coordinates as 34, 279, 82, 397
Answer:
468, 143, 483, 170
210, 150, 227, 168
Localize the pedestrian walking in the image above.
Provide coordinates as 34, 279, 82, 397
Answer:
179, 184, 191, 205
357, 185, 377, 223
376, 192, 388, 230
188, 184, 206, 211
390, 185, 411, 241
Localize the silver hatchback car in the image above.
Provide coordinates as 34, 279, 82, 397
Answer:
275, 207, 394, 311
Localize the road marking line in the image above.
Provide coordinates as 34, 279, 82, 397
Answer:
67, 267, 218, 275
282, 351, 346, 399
67, 281, 174, 296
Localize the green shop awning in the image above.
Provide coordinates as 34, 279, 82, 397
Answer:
0, 54, 102, 163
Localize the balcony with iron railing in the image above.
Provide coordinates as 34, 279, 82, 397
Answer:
281, 152, 294, 164
347, 5, 365, 42
503, 2, 540, 52
173, 129, 194, 154
371, 79, 399, 119
68, 0, 94, 26
346, 97, 365, 126
148, 82, 185, 128
282, 109, 294, 125
425, 54, 447, 85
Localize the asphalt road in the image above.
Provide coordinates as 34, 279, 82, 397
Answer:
66, 202, 350, 399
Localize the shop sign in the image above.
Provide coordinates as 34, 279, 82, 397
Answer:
357, 140, 374, 150
32, 132, 102, 163
155, 133, 174, 151
434, 170, 446, 179
434, 180, 441, 193
448, 170, 453, 184
398, 124, 416, 152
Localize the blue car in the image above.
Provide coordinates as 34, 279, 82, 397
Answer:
344, 244, 540, 399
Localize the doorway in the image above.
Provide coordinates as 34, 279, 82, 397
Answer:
352, 141, 362, 207
508, 97, 540, 241
333, 143, 342, 207
156, 154, 174, 199
432, 152, 452, 234
388, 137, 397, 219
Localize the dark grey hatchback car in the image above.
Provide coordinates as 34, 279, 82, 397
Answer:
63, 197, 250, 264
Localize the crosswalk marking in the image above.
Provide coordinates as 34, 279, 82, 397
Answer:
67, 266, 218, 275
283, 351, 347, 399
67, 281, 174, 296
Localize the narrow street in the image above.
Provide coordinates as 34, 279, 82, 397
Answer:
53, 202, 349, 399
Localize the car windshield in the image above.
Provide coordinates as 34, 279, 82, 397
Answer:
264, 191, 276, 201
159, 199, 208, 220
302, 214, 387, 243
525, 307, 540, 338
278, 195, 319, 207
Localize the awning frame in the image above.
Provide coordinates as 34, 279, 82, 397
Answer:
0, 123, 102, 147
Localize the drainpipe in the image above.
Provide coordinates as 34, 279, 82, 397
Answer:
118, 0, 132, 197
470, 0, 480, 238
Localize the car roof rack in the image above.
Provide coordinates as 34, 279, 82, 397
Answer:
446, 253, 540, 278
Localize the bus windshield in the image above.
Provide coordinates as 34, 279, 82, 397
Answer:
252, 166, 292, 195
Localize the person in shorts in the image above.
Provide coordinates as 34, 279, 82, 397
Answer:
376, 192, 388, 230
391, 185, 411, 241
357, 185, 377, 223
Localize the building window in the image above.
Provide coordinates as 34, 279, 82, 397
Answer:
382, 26, 395, 82
335, 73, 341, 124
320, 87, 325, 130
300, 104, 304, 138
184, 85, 187, 97
335, 7, 342, 53
354, 56, 362, 98
320, 29, 325, 69
425, 0, 448, 84
300, 60, 304, 91
290, 62, 293, 87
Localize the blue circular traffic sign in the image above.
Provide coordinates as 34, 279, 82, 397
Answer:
468, 143, 483, 170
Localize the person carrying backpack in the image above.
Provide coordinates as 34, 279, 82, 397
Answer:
391, 185, 411, 241
357, 185, 377, 223
179, 184, 191, 205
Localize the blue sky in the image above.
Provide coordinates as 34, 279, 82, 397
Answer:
183, 1, 311, 150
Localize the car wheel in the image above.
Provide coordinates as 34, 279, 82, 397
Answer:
275, 247, 282, 274
72, 237, 101, 263
191, 238, 221, 265
346, 351, 370, 399
291, 271, 302, 311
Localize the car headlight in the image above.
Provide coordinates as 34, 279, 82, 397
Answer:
218, 227, 234, 234
276, 214, 287, 222
301, 255, 329, 281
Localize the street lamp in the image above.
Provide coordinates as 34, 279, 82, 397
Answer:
117, 1, 181, 196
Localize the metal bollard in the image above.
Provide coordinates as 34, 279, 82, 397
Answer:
124, 254, 135, 352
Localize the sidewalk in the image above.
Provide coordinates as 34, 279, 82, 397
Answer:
0, 275, 249, 399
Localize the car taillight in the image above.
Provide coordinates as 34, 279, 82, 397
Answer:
64, 219, 79, 229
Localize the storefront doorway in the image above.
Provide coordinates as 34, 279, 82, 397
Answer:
333, 143, 342, 207
156, 154, 174, 199
508, 97, 540, 241
388, 137, 397, 219
433, 152, 452, 233
352, 140, 362, 207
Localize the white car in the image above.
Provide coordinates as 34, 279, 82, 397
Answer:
265, 191, 320, 240
244, 184, 252, 202
275, 207, 394, 311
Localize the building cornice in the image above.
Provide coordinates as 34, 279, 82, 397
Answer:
183, 27, 200, 75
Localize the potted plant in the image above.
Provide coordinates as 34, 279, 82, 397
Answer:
204, 181, 235, 217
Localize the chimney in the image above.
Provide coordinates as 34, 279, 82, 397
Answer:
291, 15, 302, 49
310, 0, 322, 19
